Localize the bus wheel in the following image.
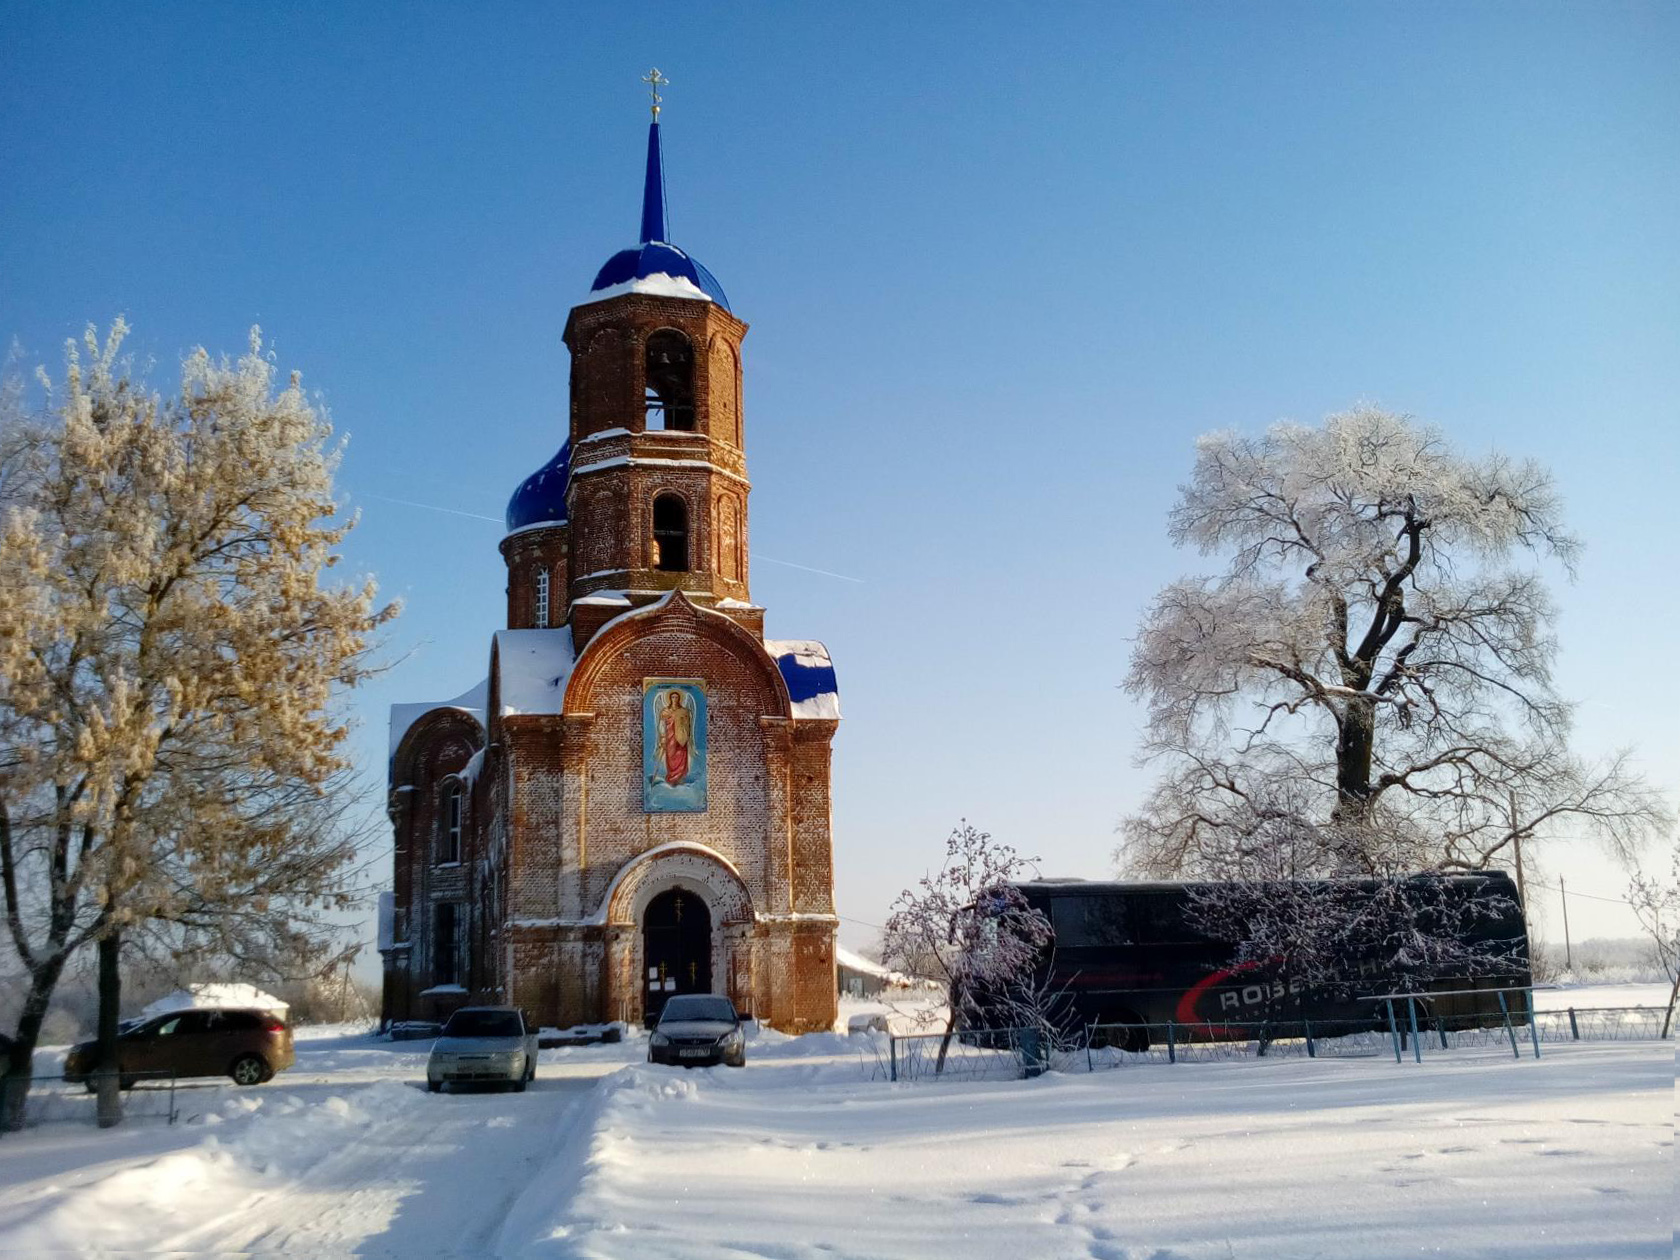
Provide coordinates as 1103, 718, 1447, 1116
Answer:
1094, 1014, 1150, 1054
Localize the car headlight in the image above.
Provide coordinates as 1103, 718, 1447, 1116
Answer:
720, 1029, 743, 1048
650, 1032, 670, 1047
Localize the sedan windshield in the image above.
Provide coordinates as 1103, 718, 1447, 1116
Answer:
442, 1010, 523, 1038
659, 996, 736, 1024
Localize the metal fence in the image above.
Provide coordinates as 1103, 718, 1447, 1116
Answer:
876, 1004, 1672, 1083
1, 1070, 181, 1130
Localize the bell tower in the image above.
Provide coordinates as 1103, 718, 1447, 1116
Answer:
559, 91, 757, 648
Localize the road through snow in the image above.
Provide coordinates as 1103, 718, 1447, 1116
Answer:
151, 1078, 595, 1257
0, 1027, 637, 1259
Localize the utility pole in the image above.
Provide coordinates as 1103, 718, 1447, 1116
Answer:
338, 955, 353, 1024
1508, 792, 1527, 908
1560, 875, 1572, 972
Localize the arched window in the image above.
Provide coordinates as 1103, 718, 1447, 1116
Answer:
644, 330, 695, 431
533, 569, 550, 629
652, 494, 689, 572
433, 902, 460, 984
437, 784, 462, 864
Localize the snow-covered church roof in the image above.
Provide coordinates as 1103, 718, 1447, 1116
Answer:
765, 640, 840, 720
583, 120, 730, 310
494, 627, 577, 716
389, 678, 488, 763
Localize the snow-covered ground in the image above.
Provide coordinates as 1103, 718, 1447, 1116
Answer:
0, 1014, 1670, 1258
0, 1024, 643, 1257
1531, 980, 1672, 1011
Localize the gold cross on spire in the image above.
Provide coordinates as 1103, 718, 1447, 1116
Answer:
642, 68, 669, 120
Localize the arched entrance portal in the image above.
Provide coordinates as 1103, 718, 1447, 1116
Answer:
642, 889, 712, 1022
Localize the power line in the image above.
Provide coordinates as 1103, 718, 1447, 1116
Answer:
1526, 877, 1635, 908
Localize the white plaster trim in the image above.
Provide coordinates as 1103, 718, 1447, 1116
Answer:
570, 454, 749, 486
502, 519, 567, 541
591, 840, 753, 926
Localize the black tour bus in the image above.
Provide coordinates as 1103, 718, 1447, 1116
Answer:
969, 873, 1530, 1051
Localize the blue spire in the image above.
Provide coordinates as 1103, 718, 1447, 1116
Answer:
640, 122, 666, 243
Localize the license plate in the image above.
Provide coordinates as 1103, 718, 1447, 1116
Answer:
678, 1048, 710, 1058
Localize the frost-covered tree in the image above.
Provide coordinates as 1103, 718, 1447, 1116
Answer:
0, 320, 394, 1128
1119, 406, 1670, 884
1184, 870, 1527, 1029
1624, 842, 1679, 998
881, 823, 1052, 1071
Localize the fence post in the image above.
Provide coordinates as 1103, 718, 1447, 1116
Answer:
1386, 999, 1402, 1064
1166, 1020, 1176, 1064
1304, 1019, 1315, 1058
168, 1070, 178, 1125
1406, 998, 1422, 1064
1085, 1025, 1094, 1074
1496, 991, 1519, 1059
1524, 990, 1541, 1060
1567, 1007, 1579, 1041
889, 1034, 897, 1083
1028, 1026, 1051, 1079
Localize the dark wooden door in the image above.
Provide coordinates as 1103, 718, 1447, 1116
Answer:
642, 889, 712, 1023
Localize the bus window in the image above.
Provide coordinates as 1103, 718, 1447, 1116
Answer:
1050, 897, 1132, 948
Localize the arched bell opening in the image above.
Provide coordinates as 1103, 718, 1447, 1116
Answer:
644, 329, 695, 431
651, 493, 690, 572
642, 888, 713, 1023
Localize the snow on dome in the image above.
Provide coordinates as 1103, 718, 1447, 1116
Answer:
583, 121, 731, 311
766, 639, 840, 720
587, 242, 730, 309
142, 983, 289, 1020
505, 439, 572, 534
495, 627, 577, 716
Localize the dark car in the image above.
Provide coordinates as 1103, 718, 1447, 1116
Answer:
426, 1006, 539, 1092
647, 994, 746, 1068
63, 1008, 295, 1088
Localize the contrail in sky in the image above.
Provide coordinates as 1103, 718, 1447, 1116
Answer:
359, 491, 864, 583
359, 492, 503, 524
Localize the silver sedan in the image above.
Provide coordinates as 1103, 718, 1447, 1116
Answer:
426, 1006, 539, 1093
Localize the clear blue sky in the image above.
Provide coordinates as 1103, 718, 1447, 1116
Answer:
3, 3, 1675, 962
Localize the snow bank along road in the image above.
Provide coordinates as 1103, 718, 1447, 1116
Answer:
0, 1019, 1670, 1259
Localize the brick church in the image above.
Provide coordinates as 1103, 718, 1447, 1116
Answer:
379, 90, 841, 1034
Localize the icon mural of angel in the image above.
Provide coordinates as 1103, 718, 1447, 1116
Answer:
652, 687, 694, 787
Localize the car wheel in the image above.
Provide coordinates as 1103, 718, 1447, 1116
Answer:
511, 1073, 527, 1093
229, 1054, 269, 1086
427, 1079, 442, 1093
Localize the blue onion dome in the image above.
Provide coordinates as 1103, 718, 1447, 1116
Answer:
586, 120, 730, 311
505, 439, 571, 533
590, 242, 730, 309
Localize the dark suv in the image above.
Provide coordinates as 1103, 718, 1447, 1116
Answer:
64, 1008, 296, 1088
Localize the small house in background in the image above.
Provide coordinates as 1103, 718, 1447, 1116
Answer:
836, 946, 893, 999
141, 983, 290, 1022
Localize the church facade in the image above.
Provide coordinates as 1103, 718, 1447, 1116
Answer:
379, 103, 840, 1034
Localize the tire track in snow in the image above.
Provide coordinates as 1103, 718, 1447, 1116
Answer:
148, 1077, 600, 1257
